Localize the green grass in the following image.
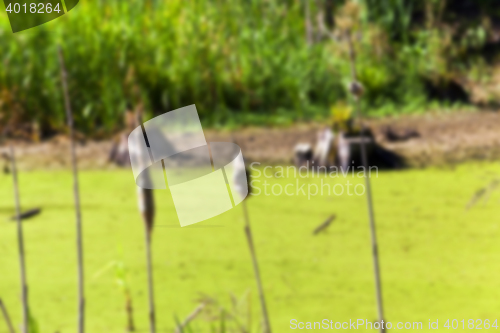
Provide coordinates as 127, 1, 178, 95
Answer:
1, 0, 491, 133
1, 163, 500, 332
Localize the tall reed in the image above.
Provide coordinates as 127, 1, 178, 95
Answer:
347, 31, 386, 332
0, 298, 16, 333
0, 0, 350, 132
321, 1, 385, 330
242, 202, 271, 333
232, 156, 271, 333
0, 0, 485, 133
9, 146, 29, 333
137, 184, 156, 333
342, 5, 386, 331
58, 46, 85, 333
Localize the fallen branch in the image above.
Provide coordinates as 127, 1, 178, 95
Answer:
313, 215, 336, 235
9, 208, 42, 221
466, 179, 500, 210
175, 303, 206, 333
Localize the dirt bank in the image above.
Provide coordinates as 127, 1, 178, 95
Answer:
2, 111, 500, 170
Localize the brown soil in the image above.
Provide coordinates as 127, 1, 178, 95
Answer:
2, 111, 500, 170
212, 110, 500, 167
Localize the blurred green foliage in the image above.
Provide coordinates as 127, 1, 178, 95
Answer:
0, 0, 497, 134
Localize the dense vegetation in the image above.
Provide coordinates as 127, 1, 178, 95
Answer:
0, 0, 499, 135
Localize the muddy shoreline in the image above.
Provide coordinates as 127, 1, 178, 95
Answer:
2, 111, 500, 170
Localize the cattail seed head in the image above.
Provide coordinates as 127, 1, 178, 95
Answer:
137, 186, 155, 234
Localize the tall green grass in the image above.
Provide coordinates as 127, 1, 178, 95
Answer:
0, 0, 487, 134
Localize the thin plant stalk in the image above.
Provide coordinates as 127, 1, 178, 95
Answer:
1, 297, 17, 333
242, 200, 271, 333
346, 30, 385, 332
133, 109, 156, 333
175, 303, 205, 333
125, 291, 135, 332
305, 0, 313, 46
144, 225, 156, 333
9, 146, 28, 333
58, 46, 85, 333
137, 185, 156, 333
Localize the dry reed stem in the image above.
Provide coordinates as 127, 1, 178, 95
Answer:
345, 30, 386, 333
137, 185, 156, 333
242, 201, 271, 333
9, 146, 28, 333
1, 296, 17, 333
125, 292, 135, 332
58, 46, 85, 333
